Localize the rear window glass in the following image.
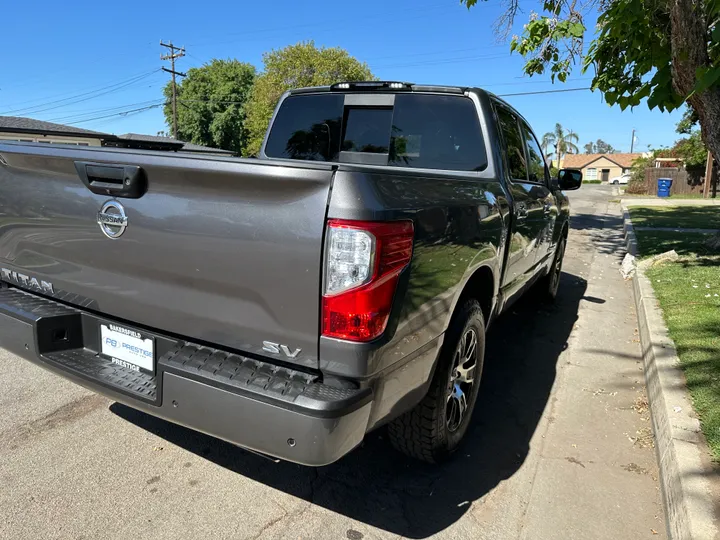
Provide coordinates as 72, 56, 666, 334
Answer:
264, 94, 343, 161
342, 108, 392, 153
265, 93, 487, 171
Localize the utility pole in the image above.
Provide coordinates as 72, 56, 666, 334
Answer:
630, 128, 636, 153
160, 41, 186, 139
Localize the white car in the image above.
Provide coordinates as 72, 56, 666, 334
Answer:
609, 173, 631, 184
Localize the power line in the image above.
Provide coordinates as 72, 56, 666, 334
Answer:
497, 87, 592, 97
174, 86, 593, 106
371, 53, 511, 70
47, 87, 594, 128
0, 70, 161, 116
65, 103, 162, 125
47, 99, 165, 123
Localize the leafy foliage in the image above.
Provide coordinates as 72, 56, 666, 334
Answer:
243, 41, 374, 156
658, 131, 708, 168
584, 139, 616, 154
626, 152, 656, 194
676, 108, 700, 135
163, 60, 256, 154
461, 0, 720, 165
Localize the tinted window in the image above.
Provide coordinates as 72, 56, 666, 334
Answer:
496, 106, 527, 181
389, 94, 486, 171
266, 92, 487, 171
265, 94, 343, 161
521, 123, 548, 183
342, 108, 392, 153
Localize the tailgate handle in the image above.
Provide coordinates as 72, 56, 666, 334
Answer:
74, 161, 147, 199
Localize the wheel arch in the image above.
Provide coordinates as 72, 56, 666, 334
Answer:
451, 264, 497, 329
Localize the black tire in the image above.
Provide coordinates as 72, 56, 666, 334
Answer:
388, 299, 485, 463
537, 237, 566, 302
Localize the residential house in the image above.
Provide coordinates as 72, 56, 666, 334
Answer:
0, 117, 235, 156
0, 116, 106, 146
561, 153, 643, 182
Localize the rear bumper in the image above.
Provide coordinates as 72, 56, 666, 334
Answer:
0, 286, 372, 466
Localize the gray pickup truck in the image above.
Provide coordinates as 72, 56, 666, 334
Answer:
0, 81, 581, 466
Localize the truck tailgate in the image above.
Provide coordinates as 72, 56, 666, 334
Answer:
0, 145, 335, 369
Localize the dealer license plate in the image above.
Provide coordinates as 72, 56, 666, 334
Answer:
100, 323, 155, 373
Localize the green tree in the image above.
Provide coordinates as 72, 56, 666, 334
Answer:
585, 139, 616, 154
658, 132, 708, 168
243, 41, 374, 156
461, 0, 720, 167
626, 153, 656, 194
163, 59, 256, 154
542, 123, 579, 165
655, 112, 708, 167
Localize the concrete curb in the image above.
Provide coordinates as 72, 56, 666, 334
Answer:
623, 206, 720, 540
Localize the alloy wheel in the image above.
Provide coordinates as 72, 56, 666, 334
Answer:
446, 328, 478, 432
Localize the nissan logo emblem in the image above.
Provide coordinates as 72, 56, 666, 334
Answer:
97, 200, 128, 239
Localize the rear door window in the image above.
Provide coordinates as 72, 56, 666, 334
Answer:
495, 106, 528, 181
265, 92, 487, 171
388, 94, 486, 171
520, 121, 548, 184
264, 94, 343, 161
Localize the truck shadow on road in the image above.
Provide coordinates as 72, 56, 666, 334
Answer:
112, 271, 587, 538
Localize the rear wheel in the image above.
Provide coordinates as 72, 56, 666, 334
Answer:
388, 299, 485, 463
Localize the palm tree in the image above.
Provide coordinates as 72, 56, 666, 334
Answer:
541, 133, 554, 163
542, 123, 580, 167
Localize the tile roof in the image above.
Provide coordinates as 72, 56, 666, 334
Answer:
0, 116, 109, 137
562, 153, 643, 169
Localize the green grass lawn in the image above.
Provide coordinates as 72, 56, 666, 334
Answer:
634, 230, 718, 259
629, 205, 719, 229
622, 193, 709, 199
646, 256, 720, 460
631, 204, 720, 458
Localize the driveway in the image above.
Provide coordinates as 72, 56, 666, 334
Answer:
0, 185, 666, 540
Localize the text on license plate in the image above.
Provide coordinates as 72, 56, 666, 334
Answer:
100, 324, 154, 373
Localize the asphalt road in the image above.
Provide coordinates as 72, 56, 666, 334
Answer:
0, 185, 666, 540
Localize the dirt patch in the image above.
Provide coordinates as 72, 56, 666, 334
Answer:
0, 394, 107, 451
632, 427, 655, 449
634, 393, 649, 415
623, 463, 650, 475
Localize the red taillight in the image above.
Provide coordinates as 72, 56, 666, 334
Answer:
322, 219, 414, 342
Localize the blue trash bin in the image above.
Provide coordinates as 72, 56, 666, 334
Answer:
657, 178, 672, 197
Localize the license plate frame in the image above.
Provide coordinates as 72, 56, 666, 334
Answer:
99, 322, 155, 374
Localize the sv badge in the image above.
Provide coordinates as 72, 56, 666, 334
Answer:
262, 341, 302, 359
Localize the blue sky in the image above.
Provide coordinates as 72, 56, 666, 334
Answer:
1, 0, 684, 152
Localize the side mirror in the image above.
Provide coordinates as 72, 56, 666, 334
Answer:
558, 168, 582, 190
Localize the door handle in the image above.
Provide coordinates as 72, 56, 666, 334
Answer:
74, 161, 147, 199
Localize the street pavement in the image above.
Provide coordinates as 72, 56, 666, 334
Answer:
0, 185, 666, 539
